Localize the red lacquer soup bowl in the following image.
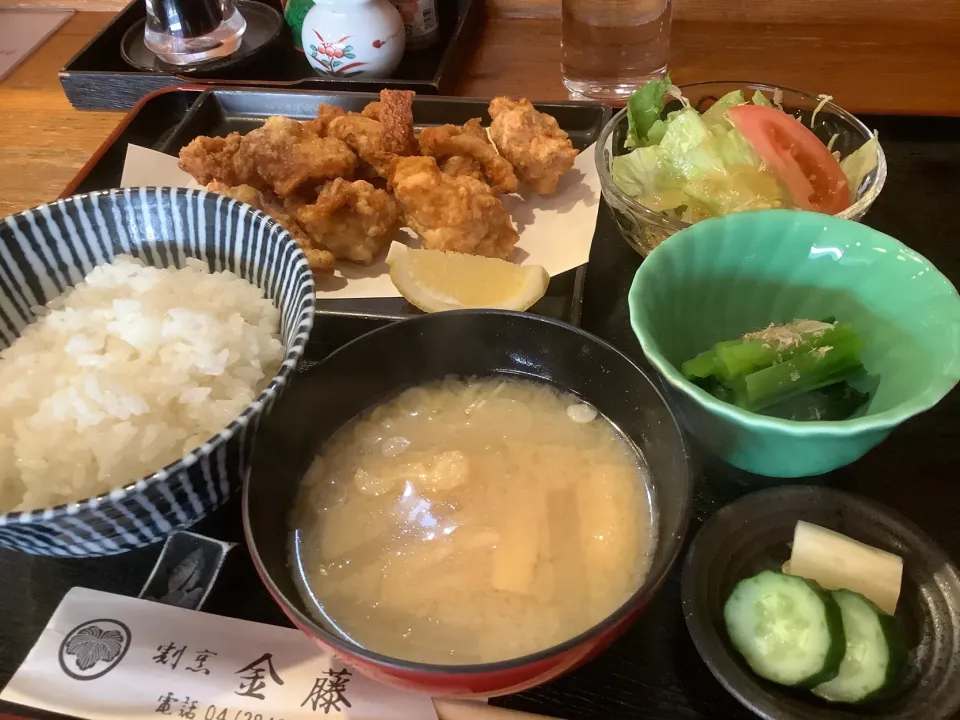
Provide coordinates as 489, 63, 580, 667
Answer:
242, 310, 693, 696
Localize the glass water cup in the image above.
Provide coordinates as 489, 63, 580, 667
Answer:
144, 0, 247, 66
595, 81, 888, 256
561, 0, 672, 102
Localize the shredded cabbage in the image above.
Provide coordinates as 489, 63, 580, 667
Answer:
667, 84, 692, 109
810, 94, 834, 129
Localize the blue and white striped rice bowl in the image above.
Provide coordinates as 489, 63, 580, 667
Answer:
0, 187, 315, 556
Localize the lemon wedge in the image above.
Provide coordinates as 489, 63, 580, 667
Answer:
386, 244, 549, 313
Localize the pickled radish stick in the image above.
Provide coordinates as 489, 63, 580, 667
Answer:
784, 521, 903, 615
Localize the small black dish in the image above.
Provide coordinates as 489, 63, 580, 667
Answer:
120, 0, 284, 76
681, 486, 960, 720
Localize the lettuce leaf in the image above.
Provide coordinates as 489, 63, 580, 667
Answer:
613, 84, 795, 218
711, 125, 763, 168
611, 146, 660, 197
626, 75, 672, 149
840, 134, 880, 199
751, 90, 773, 107
701, 90, 746, 127
657, 109, 729, 179
683, 169, 788, 216
646, 119, 668, 145
611, 146, 687, 211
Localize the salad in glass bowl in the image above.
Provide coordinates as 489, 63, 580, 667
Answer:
596, 79, 886, 256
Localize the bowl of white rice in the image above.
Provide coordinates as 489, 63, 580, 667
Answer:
0, 187, 315, 556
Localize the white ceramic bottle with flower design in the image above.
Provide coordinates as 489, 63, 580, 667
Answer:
302, 0, 406, 78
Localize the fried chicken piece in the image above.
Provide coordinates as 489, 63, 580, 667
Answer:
328, 91, 418, 180
389, 156, 519, 260
205, 181, 335, 276
178, 133, 252, 186
438, 155, 486, 184
303, 104, 346, 137
290, 179, 402, 265
377, 89, 418, 156
206, 181, 258, 206
488, 97, 579, 195
418, 119, 518, 194
234, 116, 357, 198
328, 113, 395, 179
459, 117, 488, 142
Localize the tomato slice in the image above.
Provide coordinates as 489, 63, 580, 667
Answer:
727, 105, 851, 215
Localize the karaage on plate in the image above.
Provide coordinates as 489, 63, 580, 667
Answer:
291, 179, 402, 265
488, 97, 579, 195
327, 89, 419, 179
182, 90, 580, 278
327, 113, 394, 179
206, 181, 335, 276
304, 104, 346, 137
389, 156, 519, 260
179, 132, 252, 187
418, 118, 518, 194
377, 89, 418, 156
235, 116, 358, 198
438, 155, 485, 185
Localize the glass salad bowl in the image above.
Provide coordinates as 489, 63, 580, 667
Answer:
596, 81, 888, 256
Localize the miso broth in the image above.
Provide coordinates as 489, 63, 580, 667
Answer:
290, 376, 657, 665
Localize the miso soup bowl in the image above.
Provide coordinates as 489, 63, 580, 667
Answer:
243, 310, 692, 696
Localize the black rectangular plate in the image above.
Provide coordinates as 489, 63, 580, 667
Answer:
6, 110, 960, 720
68, 87, 612, 325
59, 0, 483, 111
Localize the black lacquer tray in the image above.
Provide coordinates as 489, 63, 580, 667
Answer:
3, 100, 959, 720
59, 0, 484, 111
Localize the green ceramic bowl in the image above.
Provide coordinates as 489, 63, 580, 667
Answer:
629, 210, 960, 478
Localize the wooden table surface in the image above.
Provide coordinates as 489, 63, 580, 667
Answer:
0, 12, 958, 217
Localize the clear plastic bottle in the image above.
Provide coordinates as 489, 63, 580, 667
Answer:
144, 0, 247, 66
389, 0, 439, 49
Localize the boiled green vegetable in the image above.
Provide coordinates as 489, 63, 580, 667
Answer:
681, 319, 870, 418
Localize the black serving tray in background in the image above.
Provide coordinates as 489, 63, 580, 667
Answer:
65, 87, 610, 325
18, 95, 957, 720
59, 0, 484, 111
